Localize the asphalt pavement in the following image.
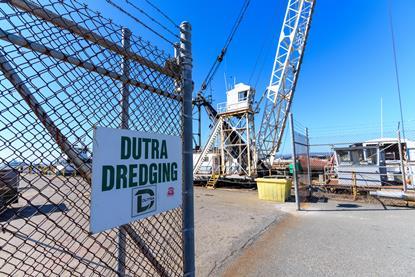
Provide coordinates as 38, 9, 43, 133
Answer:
222, 200, 415, 277
194, 187, 287, 276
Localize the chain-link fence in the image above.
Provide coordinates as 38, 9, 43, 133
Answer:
308, 124, 414, 202
287, 114, 311, 209
288, 115, 415, 208
0, 0, 193, 276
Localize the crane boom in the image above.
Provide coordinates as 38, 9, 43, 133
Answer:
256, 0, 315, 167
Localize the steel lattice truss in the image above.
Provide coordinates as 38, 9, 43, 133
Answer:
256, 0, 315, 166
220, 113, 256, 177
193, 112, 256, 177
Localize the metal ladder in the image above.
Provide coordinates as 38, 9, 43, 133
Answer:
206, 173, 220, 189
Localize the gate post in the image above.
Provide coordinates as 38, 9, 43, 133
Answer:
290, 113, 300, 211
306, 127, 312, 194
180, 22, 195, 277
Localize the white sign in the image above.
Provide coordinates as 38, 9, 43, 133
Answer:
90, 127, 182, 233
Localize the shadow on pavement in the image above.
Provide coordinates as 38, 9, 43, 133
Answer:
301, 203, 415, 212
0, 203, 68, 221
336, 203, 361, 208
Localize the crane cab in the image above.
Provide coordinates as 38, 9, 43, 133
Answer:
217, 83, 254, 114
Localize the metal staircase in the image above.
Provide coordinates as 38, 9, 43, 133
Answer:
193, 119, 222, 175
206, 173, 220, 189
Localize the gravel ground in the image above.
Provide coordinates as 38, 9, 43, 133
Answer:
222, 200, 415, 277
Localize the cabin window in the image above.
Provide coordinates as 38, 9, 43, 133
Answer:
238, 90, 248, 102
350, 149, 364, 165
337, 149, 366, 165
382, 143, 400, 161
337, 150, 351, 164
365, 148, 378, 165
385, 152, 397, 160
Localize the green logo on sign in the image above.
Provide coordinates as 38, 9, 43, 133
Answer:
132, 186, 156, 217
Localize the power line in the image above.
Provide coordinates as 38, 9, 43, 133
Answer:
388, 0, 406, 139
105, 0, 176, 45
143, 0, 180, 29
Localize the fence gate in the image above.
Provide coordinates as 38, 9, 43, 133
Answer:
289, 113, 311, 210
0, 0, 194, 276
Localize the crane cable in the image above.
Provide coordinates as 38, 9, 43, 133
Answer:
248, 4, 277, 86
196, 0, 251, 97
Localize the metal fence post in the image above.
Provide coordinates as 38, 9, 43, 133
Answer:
180, 21, 195, 277
118, 26, 131, 277
120, 27, 131, 129
305, 127, 312, 200
397, 128, 407, 192
352, 171, 357, 200
290, 113, 300, 211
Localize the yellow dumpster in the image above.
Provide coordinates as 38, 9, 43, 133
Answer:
255, 178, 292, 202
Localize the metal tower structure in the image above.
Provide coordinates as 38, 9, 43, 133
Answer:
193, 84, 256, 179
217, 84, 256, 177
193, 0, 315, 182
256, 0, 315, 167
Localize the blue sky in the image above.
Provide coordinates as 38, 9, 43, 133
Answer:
2, 0, 413, 164
80, 0, 415, 146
